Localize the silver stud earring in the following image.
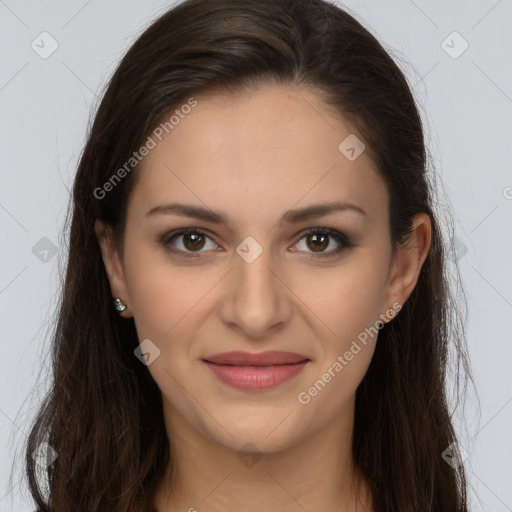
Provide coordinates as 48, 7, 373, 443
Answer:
113, 297, 127, 313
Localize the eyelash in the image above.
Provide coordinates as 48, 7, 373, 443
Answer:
160, 227, 355, 259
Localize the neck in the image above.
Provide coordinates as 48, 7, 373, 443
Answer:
151, 397, 374, 512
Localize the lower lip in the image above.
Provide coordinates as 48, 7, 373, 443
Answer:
203, 360, 309, 391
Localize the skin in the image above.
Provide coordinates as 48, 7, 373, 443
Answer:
95, 83, 431, 512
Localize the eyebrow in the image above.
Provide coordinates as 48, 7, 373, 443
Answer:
145, 201, 366, 224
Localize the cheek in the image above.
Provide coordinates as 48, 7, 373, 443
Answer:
122, 242, 182, 337
124, 253, 208, 399
296, 267, 384, 416
293, 257, 387, 405
294, 257, 387, 347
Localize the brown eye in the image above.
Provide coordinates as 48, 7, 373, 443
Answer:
294, 228, 354, 257
306, 232, 329, 252
182, 232, 206, 251
162, 229, 217, 257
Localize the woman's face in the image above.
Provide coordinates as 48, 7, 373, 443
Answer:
96, 83, 427, 454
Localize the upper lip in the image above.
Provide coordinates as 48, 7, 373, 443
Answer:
203, 351, 310, 366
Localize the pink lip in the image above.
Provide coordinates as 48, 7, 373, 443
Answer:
202, 351, 310, 391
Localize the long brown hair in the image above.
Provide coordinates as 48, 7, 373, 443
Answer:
19, 0, 475, 510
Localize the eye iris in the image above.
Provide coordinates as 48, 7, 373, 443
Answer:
183, 232, 205, 251
308, 233, 328, 252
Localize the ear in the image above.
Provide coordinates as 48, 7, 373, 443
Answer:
94, 218, 132, 318
381, 212, 432, 323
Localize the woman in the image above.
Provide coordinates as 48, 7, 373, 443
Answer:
24, 0, 473, 510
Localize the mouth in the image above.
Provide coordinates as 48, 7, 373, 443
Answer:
202, 351, 310, 391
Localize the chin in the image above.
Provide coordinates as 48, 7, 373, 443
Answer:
202, 414, 304, 456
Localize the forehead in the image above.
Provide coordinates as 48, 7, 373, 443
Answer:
128, 84, 388, 228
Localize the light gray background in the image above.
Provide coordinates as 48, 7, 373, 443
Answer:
1, 1, 511, 510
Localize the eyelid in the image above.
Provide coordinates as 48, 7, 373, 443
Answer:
161, 226, 354, 258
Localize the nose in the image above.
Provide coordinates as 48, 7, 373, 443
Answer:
217, 240, 293, 338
